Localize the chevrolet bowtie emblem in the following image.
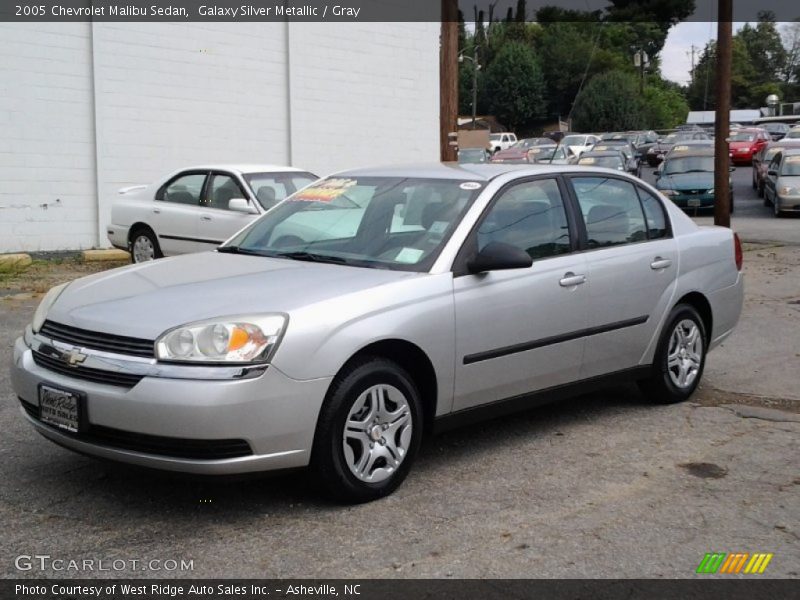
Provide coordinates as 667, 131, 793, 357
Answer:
62, 349, 87, 367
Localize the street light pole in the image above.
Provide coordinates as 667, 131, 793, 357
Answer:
471, 42, 478, 128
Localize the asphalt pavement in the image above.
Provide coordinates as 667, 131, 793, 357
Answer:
0, 166, 798, 579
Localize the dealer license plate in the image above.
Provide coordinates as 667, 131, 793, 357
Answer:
688, 198, 702, 207
39, 385, 81, 432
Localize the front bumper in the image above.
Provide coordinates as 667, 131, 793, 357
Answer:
775, 195, 800, 212
10, 335, 332, 474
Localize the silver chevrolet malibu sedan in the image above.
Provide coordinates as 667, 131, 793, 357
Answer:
11, 164, 744, 503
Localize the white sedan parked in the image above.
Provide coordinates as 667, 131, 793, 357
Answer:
107, 165, 317, 263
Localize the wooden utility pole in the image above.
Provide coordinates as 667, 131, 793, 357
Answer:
440, 0, 458, 162
713, 0, 732, 228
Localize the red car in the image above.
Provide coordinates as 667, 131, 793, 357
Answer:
490, 138, 554, 163
729, 128, 770, 164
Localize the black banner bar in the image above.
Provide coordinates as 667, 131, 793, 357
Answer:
2, 579, 796, 600
1, 1, 798, 23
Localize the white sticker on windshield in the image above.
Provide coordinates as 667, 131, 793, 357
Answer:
395, 248, 425, 264
428, 220, 449, 234
460, 182, 482, 190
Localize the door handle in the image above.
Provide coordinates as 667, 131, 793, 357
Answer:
559, 272, 586, 287
152, 208, 160, 214
650, 257, 672, 270
200, 214, 212, 221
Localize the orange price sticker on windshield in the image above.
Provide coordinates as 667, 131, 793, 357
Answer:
291, 178, 356, 202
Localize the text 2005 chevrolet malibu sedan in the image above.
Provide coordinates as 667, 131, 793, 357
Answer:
11, 164, 744, 503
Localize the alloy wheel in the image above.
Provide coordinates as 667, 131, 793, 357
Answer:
132, 235, 155, 263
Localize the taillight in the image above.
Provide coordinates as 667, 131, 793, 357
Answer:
734, 232, 743, 271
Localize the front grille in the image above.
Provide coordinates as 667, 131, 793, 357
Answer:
33, 351, 144, 388
40, 320, 155, 358
18, 398, 252, 460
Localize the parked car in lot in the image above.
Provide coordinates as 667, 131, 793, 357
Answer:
763, 122, 791, 141
491, 138, 554, 163
588, 141, 640, 177
655, 150, 734, 213
528, 144, 572, 164
646, 131, 710, 166
458, 148, 491, 164
575, 150, 629, 173
752, 140, 800, 198
12, 163, 743, 503
763, 149, 800, 217
107, 165, 318, 263
561, 134, 602, 159
728, 128, 771, 165
488, 132, 518, 153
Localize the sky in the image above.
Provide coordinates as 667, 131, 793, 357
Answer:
660, 22, 747, 85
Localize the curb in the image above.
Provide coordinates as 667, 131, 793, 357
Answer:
82, 249, 130, 262
0, 253, 33, 271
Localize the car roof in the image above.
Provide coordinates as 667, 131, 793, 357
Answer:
331, 162, 605, 181
180, 164, 310, 175
581, 151, 623, 157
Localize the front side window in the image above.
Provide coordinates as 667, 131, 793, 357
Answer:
244, 172, 317, 210
224, 177, 481, 272
161, 173, 206, 205
781, 155, 800, 176
206, 174, 246, 210
477, 178, 571, 260
571, 177, 647, 248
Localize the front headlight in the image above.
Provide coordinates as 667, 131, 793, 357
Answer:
706, 188, 714, 195
155, 315, 287, 364
31, 282, 70, 333
660, 189, 679, 197
779, 186, 798, 196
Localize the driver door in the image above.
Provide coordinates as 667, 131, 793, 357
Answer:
452, 177, 588, 412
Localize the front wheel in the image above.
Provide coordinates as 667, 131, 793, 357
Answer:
311, 357, 423, 503
638, 304, 707, 404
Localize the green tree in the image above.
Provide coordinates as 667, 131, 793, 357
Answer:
642, 83, 690, 128
481, 42, 546, 131
685, 38, 758, 110
570, 71, 645, 131
737, 13, 787, 105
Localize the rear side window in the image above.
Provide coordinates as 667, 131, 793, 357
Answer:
637, 187, 669, 239
159, 173, 206, 205
477, 178, 571, 260
571, 177, 647, 248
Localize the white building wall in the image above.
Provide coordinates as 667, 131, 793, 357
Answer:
0, 23, 96, 252
0, 21, 439, 253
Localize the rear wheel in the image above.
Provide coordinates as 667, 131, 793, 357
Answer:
311, 357, 423, 503
639, 304, 707, 404
129, 227, 162, 263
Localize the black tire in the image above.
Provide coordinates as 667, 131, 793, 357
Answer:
638, 304, 707, 404
311, 356, 423, 503
129, 226, 163, 264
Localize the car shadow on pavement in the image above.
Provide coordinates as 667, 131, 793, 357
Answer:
23, 382, 650, 516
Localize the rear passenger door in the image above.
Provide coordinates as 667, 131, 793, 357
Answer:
452, 177, 588, 411
568, 176, 678, 379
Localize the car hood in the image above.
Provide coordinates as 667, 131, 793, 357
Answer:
658, 172, 715, 191
47, 252, 418, 339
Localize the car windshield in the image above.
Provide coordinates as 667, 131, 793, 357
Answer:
221, 176, 481, 272
781, 156, 800, 175
663, 156, 715, 174
730, 132, 756, 142
562, 135, 586, 146
243, 172, 317, 210
578, 155, 623, 169
786, 130, 800, 139
458, 149, 487, 163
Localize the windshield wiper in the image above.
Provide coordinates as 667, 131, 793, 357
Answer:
274, 251, 350, 265
216, 245, 268, 256
679, 169, 714, 173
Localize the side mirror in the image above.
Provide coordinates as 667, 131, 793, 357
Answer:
467, 241, 532, 274
229, 198, 258, 214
